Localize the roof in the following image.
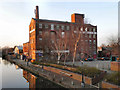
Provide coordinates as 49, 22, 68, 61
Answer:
32, 18, 77, 24
84, 24, 97, 27
14, 46, 23, 50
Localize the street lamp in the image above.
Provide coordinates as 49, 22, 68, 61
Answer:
81, 60, 85, 87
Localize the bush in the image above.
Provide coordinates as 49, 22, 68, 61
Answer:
77, 65, 101, 78
104, 72, 120, 86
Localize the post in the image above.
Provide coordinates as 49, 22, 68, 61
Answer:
42, 65, 44, 71
81, 60, 85, 87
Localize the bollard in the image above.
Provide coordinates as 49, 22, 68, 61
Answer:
108, 65, 110, 70
71, 81, 74, 85
81, 82, 85, 87
54, 75, 55, 78
96, 64, 98, 68
53, 78, 55, 81
59, 80, 61, 83
102, 64, 104, 69
62, 77, 64, 81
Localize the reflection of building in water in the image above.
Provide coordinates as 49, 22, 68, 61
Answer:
15, 65, 20, 69
23, 70, 64, 89
23, 70, 36, 89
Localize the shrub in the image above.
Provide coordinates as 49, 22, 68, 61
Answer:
77, 65, 101, 78
104, 72, 120, 86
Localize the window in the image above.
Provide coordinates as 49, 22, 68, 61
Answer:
61, 25, 64, 30
81, 34, 83, 37
74, 30, 77, 33
93, 28, 96, 32
62, 32, 65, 37
81, 27, 83, 31
72, 26, 74, 30
39, 46, 42, 49
93, 35, 96, 38
89, 40, 92, 44
85, 27, 87, 31
52, 40, 54, 43
85, 34, 87, 37
66, 26, 69, 30
45, 24, 48, 29
51, 24, 54, 30
39, 31, 42, 35
56, 25, 59, 30
93, 40, 96, 44
39, 24, 42, 28
51, 32, 54, 35
89, 28, 91, 32
39, 38, 42, 40
89, 34, 91, 38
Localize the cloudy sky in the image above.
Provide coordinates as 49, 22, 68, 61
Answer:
0, 0, 119, 48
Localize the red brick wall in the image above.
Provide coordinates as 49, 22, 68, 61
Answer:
111, 62, 120, 71
23, 42, 29, 56
102, 81, 120, 90
27, 8, 97, 61
71, 13, 84, 25
29, 18, 36, 60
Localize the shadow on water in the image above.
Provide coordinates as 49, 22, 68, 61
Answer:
23, 70, 67, 89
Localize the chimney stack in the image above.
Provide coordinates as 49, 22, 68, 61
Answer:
35, 6, 39, 19
71, 13, 84, 25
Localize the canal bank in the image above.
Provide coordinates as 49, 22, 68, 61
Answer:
1, 58, 65, 89
6, 56, 96, 88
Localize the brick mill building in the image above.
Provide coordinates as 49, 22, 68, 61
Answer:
23, 6, 97, 61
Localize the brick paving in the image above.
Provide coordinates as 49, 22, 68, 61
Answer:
13, 59, 97, 88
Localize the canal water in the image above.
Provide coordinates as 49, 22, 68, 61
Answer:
0, 58, 64, 89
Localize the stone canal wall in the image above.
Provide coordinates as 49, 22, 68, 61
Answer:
6, 55, 105, 88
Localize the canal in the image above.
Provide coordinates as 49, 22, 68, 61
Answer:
0, 58, 65, 89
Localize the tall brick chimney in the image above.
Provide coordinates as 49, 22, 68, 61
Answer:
35, 6, 39, 19
71, 13, 84, 25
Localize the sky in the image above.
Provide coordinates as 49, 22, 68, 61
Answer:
0, 0, 119, 48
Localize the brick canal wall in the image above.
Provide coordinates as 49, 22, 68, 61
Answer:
6, 58, 94, 88
6, 55, 105, 88
102, 81, 120, 90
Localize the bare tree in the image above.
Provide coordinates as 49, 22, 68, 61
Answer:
49, 30, 69, 64
71, 27, 81, 66
107, 35, 119, 56
84, 18, 91, 24
107, 35, 118, 46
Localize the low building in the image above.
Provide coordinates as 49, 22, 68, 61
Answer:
14, 46, 23, 55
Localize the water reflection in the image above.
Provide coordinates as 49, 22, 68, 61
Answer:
0, 58, 2, 90
23, 70, 65, 89
2, 59, 13, 66
15, 65, 20, 69
1, 58, 65, 89
2, 59, 29, 88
